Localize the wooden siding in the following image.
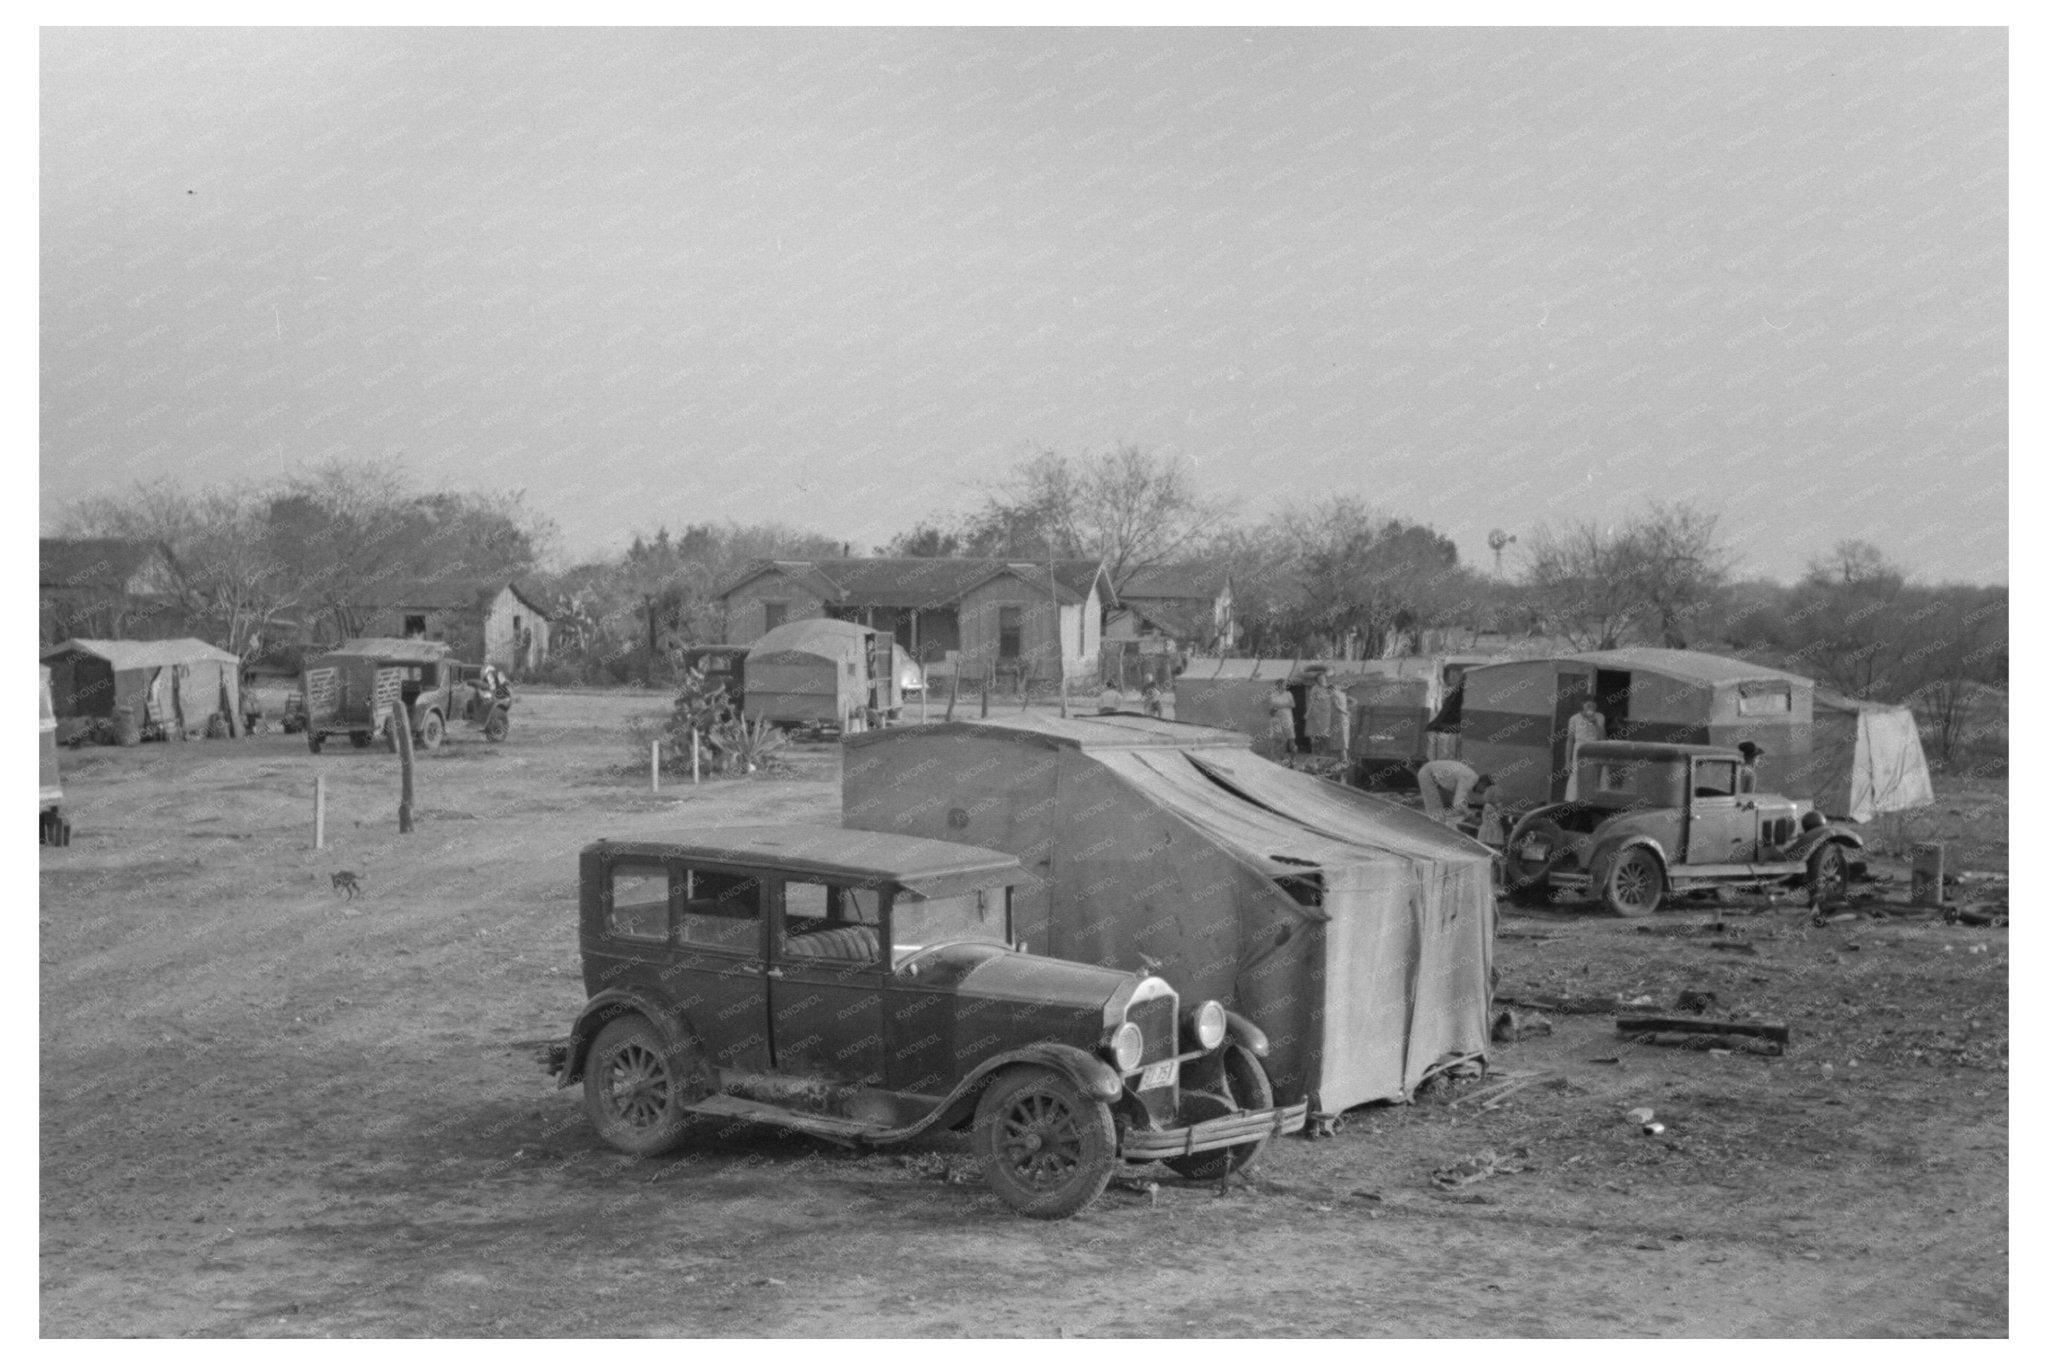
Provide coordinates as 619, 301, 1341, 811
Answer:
723, 570, 831, 646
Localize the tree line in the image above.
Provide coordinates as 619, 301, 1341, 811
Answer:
55, 449, 2006, 760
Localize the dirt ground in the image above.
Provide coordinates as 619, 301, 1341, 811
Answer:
39, 691, 2008, 1338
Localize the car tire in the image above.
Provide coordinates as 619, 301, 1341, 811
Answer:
349, 731, 371, 749
1602, 845, 1665, 917
973, 1065, 1117, 1220
419, 712, 444, 751
583, 1015, 695, 1157
1164, 1044, 1275, 1182
483, 709, 509, 742
1807, 843, 1848, 901
1503, 817, 1566, 897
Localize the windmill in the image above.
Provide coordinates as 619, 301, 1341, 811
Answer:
1487, 528, 1517, 577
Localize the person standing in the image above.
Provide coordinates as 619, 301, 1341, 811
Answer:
1563, 697, 1606, 800
1265, 681, 1296, 755
1304, 672, 1335, 756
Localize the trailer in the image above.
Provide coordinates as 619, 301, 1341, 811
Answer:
300, 654, 404, 754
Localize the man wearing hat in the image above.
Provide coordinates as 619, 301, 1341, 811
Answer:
1737, 740, 1765, 794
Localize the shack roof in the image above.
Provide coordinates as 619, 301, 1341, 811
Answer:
594, 826, 1023, 890
1117, 563, 1229, 601
41, 637, 240, 669
845, 711, 1254, 753
718, 557, 1107, 608
321, 637, 459, 664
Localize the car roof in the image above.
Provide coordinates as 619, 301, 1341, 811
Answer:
1577, 740, 1744, 763
591, 825, 1023, 889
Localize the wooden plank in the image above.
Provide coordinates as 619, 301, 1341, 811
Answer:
1616, 1014, 1789, 1043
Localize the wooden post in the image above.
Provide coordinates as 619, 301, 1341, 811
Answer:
313, 773, 326, 849
651, 739, 660, 792
944, 668, 958, 723
691, 726, 700, 784
980, 672, 989, 719
394, 706, 415, 834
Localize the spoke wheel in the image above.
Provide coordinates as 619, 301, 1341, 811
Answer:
583, 1016, 693, 1156
1603, 846, 1665, 918
418, 712, 444, 750
1164, 1044, 1275, 1182
974, 1066, 1116, 1219
1807, 843, 1848, 902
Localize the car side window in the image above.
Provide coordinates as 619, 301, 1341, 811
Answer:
1693, 760, 1737, 799
778, 879, 882, 965
608, 863, 672, 941
681, 869, 764, 955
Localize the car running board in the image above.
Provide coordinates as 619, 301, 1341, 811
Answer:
683, 1093, 892, 1148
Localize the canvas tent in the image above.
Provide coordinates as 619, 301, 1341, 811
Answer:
1460, 648, 1816, 808
744, 618, 896, 729
1788, 690, 1935, 822
41, 638, 242, 737
842, 712, 1495, 1113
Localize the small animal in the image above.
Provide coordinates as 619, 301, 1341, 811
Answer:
331, 871, 363, 900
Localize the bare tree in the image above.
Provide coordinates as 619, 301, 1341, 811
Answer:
964, 445, 1223, 590
1520, 501, 1733, 650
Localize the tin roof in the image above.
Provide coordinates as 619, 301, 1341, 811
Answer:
1116, 563, 1229, 601
718, 557, 1108, 608
41, 637, 240, 669
320, 637, 459, 664
595, 826, 1023, 889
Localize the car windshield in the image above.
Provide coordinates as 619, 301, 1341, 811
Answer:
891, 885, 1010, 962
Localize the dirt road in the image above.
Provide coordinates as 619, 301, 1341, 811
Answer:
40, 692, 2008, 1336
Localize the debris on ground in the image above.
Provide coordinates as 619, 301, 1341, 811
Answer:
1491, 1007, 1553, 1042
1675, 989, 1719, 1013
1618, 1014, 1789, 1044
1447, 1071, 1565, 1110
1429, 1149, 1523, 1189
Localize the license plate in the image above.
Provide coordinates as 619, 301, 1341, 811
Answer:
1521, 842, 1549, 860
1138, 1060, 1178, 1091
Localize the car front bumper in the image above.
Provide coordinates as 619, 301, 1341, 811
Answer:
1120, 1101, 1310, 1161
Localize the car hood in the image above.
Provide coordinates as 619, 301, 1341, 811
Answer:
918, 943, 1133, 1012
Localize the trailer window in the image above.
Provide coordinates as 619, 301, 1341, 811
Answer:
1738, 686, 1790, 716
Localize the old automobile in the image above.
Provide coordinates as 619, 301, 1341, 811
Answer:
1502, 740, 1864, 916
549, 826, 1307, 1218
301, 638, 510, 753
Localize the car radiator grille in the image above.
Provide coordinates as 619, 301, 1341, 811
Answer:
1126, 992, 1178, 1067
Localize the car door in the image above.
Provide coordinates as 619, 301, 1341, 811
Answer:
673, 864, 774, 1072
767, 878, 887, 1086
1685, 758, 1757, 865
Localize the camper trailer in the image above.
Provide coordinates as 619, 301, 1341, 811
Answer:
842, 712, 1495, 1115
744, 618, 897, 732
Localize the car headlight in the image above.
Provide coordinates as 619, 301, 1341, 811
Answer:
1105, 1022, 1144, 1070
1189, 1000, 1227, 1051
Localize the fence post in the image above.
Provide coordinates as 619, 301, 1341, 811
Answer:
651, 739, 660, 792
394, 708, 415, 834
313, 773, 326, 849
691, 726, 700, 784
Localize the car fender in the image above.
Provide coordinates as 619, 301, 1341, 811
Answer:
1788, 826, 1865, 861
562, 986, 693, 1087
1222, 1009, 1270, 1058
1589, 834, 1670, 891
923, 1042, 1123, 1132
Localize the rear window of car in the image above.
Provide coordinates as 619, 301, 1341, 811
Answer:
608, 864, 670, 941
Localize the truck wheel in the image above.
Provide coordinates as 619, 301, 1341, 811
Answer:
483, 709, 509, 742
973, 1065, 1116, 1219
583, 1016, 693, 1157
1807, 843, 1848, 901
419, 712, 444, 750
307, 732, 324, 754
1164, 1044, 1274, 1182
1602, 846, 1665, 917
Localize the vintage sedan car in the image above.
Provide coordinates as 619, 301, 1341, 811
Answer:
549, 826, 1307, 1218
1502, 740, 1863, 916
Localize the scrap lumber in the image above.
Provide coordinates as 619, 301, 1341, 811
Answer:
1628, 1031, 1785, 1057
1616, 1014, 1789, 1044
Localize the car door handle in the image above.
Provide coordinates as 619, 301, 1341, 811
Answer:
763, 966, 784, 979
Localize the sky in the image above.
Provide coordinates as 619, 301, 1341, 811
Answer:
39, 26, 2008, 584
